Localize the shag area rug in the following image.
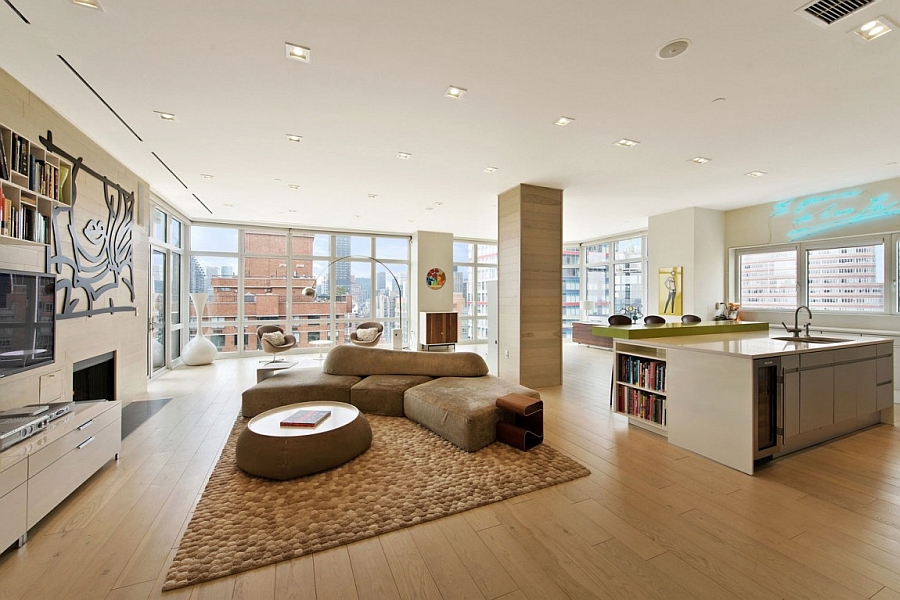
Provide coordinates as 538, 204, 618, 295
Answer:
164, 414, 590, 590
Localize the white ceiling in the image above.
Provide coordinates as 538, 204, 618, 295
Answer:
2, 0, 899, 242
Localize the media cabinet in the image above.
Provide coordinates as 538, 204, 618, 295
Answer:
0, 400, 120, 550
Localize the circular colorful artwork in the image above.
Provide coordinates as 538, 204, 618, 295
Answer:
425, 267, 446, 290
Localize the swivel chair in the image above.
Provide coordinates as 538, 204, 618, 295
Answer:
257, 325, 297, 363
681, 314, 702, 323
350, 322, 384, 347
643, 315, 666, 324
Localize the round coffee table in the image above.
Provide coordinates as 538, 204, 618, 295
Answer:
235, 401, 371, 480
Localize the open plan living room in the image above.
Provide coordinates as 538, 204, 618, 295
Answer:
3, 1, 900, 599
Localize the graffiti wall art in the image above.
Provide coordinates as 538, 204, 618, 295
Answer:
40, 130, 136, 319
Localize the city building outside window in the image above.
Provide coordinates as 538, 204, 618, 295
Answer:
189, 226, 409, 355
453, 241, 497, 343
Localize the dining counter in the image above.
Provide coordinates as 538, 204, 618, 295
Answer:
592, 319, 769, 340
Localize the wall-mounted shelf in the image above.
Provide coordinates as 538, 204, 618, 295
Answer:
0, 123, 72, 247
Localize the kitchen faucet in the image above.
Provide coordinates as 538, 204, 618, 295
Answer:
782, 305, 812, 338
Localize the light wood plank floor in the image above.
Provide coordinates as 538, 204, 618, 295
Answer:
3, 344, 900, 599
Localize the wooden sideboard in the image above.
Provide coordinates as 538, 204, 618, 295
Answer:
571, 322, 612, 349
419, 312, 458, 350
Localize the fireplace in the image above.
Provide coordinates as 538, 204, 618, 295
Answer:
72, 351, 116, 401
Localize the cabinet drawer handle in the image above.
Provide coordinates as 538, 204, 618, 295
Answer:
77, 419, 96, 431
77, 436, 96, 450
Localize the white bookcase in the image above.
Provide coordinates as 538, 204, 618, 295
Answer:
613, 341, 668, 436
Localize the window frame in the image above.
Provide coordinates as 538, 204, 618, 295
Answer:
734, 233, 894, 315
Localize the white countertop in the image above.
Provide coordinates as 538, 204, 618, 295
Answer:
619, 330, 894, 358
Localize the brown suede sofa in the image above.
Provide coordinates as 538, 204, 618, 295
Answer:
241, 345, 540, 452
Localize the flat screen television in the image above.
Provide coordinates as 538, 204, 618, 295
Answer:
0, 269, 56, 378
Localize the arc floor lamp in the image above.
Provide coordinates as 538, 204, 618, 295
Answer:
300, 256, 404, 350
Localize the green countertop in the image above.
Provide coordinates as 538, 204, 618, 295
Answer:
591, 320, 769, 339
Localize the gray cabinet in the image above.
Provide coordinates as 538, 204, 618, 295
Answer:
799, 351, 834, 433
782, 354, 800, 438
784, 343, 893, 443
834, 345, 876, 421
876, 343, 894, 410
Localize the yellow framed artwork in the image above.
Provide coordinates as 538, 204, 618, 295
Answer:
658, 266, 683, 315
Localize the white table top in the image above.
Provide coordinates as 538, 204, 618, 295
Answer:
309, 340, 333, 346
618, 330, 893, 358
248, 401, 359, 438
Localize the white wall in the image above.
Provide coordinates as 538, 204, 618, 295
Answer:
724, 176, 900, 332
648, 207, 725, 321
409, 230, 453, 343
0, 67, 149, 411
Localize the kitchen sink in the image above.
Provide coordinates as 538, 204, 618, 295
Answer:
771, 336, 850, 344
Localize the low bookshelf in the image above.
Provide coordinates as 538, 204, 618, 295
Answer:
613, 340, 667, 436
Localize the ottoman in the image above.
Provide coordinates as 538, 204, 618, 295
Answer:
403, 376, 541, 452
236, 401, 372, 480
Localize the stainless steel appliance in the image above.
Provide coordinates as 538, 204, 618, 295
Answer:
753, 357, 782, 461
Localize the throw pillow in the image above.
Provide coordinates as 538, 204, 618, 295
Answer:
262, 331, 286, 346
356, 327, 378, 342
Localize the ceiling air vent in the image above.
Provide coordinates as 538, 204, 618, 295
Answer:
799, 0, 880, 25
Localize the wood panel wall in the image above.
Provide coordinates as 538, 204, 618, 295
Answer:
497, 184, 562, 388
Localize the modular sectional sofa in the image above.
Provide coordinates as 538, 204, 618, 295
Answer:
241, 345, 540, 452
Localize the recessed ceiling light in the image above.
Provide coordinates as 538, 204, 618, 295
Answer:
286, 134, 303, 143
288, 209, 298, 213
367, 194, 378, 199
445, 86, 467, 99
397, 152, 412, 160
288, 184, 300, 189
285, 43, 311, 62
154, 111, 176, 121
554, 116, 574, 126
483, 166, 498, 173
689, 157, 711, 164
853, 17, 894, 41
223, 203, 234, 207
425, 207, 434, 211
615, 138, 640, 148
746, 171, 767, 177
72, 0, 103, 9
434, 201, 444, 206
201, 174, 214, 179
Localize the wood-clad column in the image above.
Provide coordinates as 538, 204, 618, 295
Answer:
497, 184, 562, 388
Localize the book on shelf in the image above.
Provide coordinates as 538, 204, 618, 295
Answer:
280, 409, 331, 428
0, 133, 9, 180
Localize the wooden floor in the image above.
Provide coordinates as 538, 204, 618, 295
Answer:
3, 344, 900, 599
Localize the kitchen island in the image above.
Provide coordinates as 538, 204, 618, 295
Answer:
613, 331, 894, 474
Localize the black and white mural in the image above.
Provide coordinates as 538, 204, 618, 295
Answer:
40, 130, 136, 319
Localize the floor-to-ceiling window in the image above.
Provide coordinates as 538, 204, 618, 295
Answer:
149, 203, 185, 375
452, 241, 497, 343
574, 233, 648, 327
188, 225, 409, 356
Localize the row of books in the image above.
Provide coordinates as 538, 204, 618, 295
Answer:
3, 132, 29, 179
29, 157, 61, 200
616, 386, 667, 426
0, 191, 50, 243
617, 354, 666, 391
0, 134, 61, 200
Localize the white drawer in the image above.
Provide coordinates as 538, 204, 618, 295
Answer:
27, 417, 120, 529
0, 481, 27, 550
0, 458, 27, 498
28, 403, 120, 477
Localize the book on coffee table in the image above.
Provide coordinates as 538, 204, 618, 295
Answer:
280, 409, 331, 428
